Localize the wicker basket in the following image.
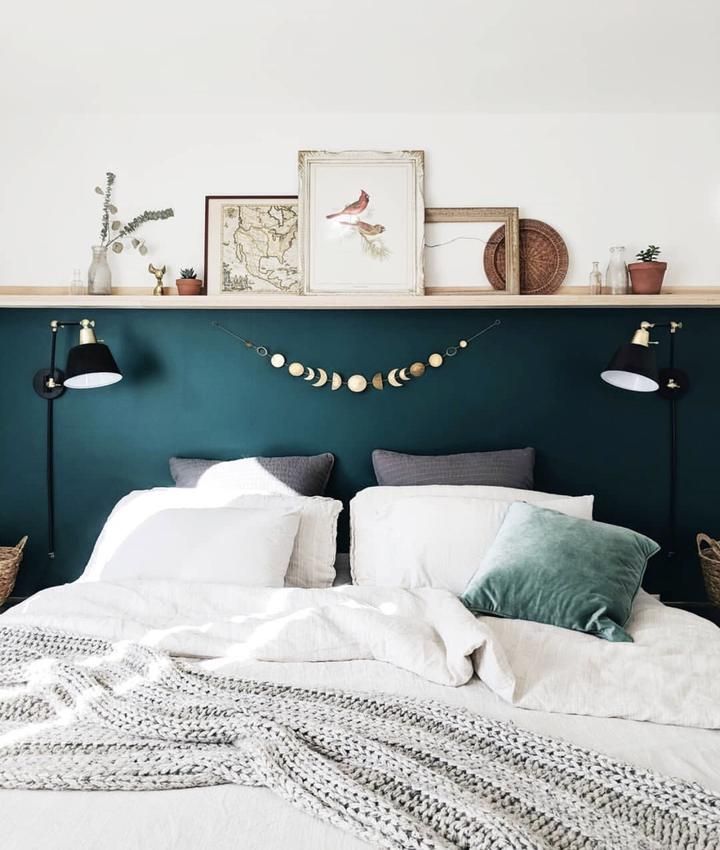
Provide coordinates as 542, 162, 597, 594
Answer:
697, 533, 720, 607
0, 536, 27, 605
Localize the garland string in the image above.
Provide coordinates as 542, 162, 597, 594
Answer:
212, 319, 501, 394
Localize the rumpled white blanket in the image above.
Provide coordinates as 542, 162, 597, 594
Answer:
0, 581, 506, 687
473, 590, 720, 727
3, 581, 720, 728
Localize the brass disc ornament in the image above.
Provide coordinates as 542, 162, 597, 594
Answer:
347, 374, 368, 393
212, 320, 500, 397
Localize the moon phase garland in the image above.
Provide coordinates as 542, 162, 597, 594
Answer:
212, 319, 501, 394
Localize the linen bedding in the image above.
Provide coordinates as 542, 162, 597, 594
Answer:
1, 581, 719, 849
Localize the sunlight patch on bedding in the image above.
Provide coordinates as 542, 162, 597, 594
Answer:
138, 621, 215, 647
203, 608, 317, 671
197, 458, 296, 494
0, 641, 176, 747
0, 658, 103, 747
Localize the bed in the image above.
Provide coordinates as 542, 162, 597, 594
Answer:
1, 478, 719, 849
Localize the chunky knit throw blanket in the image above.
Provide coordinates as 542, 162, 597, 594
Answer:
0, 625, 717, 849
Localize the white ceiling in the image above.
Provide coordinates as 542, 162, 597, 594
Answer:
3, 0, 719, 113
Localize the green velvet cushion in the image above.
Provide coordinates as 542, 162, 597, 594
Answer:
460, 502, 660, 642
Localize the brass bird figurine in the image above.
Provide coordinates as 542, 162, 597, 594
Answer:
326, 190, 369, 220
148, 263, 166, 296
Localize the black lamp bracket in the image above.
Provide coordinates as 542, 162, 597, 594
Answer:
658, 368, 689, 400
33, 368, 66, 400
643, 321, 683, 332
654, 321, 686, 399
33, 319, 95, 399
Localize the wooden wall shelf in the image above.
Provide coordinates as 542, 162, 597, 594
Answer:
0, 287, 719, 310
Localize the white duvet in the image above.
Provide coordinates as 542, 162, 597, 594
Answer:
2, 580, 720, 850
3, 579, 720, 728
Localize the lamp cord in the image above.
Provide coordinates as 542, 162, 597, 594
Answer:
47, 329, 58, 560
47, 399, 55, 559
668, 331, 677, 560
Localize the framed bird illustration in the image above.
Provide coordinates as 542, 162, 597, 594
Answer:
298, 150, 425, 296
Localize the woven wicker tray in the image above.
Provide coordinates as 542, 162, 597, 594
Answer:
484, 218, 569, 294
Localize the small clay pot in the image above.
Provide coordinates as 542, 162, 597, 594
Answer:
176, 279, 204, 296
628, 262, 667, 295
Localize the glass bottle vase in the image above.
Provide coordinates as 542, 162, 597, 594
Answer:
605, 246, 628, 295
588, 261, 602, 295
88, 245, 112, 295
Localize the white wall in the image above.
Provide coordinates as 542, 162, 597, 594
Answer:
2, 112, 719, 288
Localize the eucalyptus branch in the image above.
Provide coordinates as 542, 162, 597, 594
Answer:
94, 171, 173, 254
105, 208, 175, 247
99, 172, 116, 245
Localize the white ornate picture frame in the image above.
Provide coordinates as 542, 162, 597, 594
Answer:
298, 150, 425, 295
204, 195, 300, 295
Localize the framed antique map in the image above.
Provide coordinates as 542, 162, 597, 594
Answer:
204, 195, 300, 294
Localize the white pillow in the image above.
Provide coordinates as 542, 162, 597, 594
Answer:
82, 488, 341, 588
350, 485, 594, 593
220, 493, 342, 588
83, 504, 299, 585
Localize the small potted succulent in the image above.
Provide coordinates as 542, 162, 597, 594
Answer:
628, 245, 667, 295
176, 267, 204, 296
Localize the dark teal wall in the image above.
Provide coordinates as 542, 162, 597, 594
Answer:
1, 307, 718, 601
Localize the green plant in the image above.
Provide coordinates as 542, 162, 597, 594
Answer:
94, 172, 174, 255
179, 267, 197, 279
635, 245, 662, 263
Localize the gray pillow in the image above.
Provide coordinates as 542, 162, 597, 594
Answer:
372, 448, 534, 489
169, 453, 334, 496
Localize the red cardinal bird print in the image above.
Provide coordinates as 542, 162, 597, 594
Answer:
326, 190, 369, 219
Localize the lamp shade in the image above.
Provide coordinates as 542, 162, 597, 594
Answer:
64, 342, 122, 389
601, 342, 659, 392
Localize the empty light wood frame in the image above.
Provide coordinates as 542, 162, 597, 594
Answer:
424, 208, 520, 295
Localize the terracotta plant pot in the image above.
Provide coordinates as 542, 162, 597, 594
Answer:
628, 262, 667, 295
176, 279, 204, 296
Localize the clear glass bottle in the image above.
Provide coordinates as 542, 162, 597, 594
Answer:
88, 246, 112, 295
70, 267, 87, 295
588, 261, 602, 295
605, 246, 628, 295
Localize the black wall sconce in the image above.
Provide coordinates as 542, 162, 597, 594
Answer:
33, 319, 122, 558
601, 320, 687, 559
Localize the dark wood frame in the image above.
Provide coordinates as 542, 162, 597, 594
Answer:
203, 195, 299, 295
